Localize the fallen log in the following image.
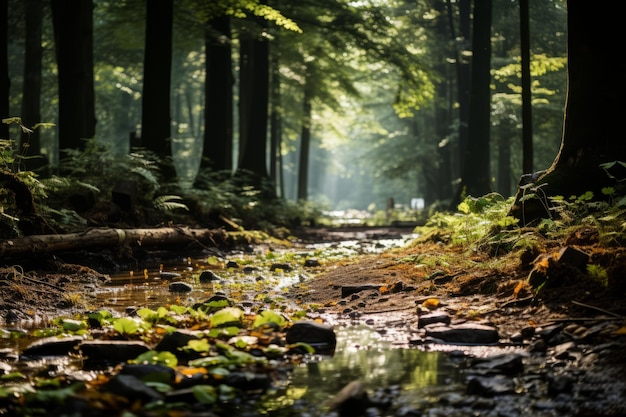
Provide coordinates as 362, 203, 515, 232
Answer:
0, 227, 229, 258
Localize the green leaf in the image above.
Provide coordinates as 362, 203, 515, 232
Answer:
61, 319, 86, 332
252, 310, 286, 328
188, 355, 229, 368
210, 307, 243, 328
185, 339, 211, 353
133, 350, 178, 367
192, 385, 217, 404
113, 317, 140, 335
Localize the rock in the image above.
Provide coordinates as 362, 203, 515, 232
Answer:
425, 323, 500, 344
466, 375, 515, 396
417, 312, 451, 328
169, 281, 193, 292
107, 373, 162, 402
198, 270, 221, 283
119, 363, 176, 384
224, 371, 271, 391
304, 259, 321, 267
472, 353, 524, 376
159, 271, 181, 280
79, 340, 150, 366
226, 260, 239, 268
327, 380, 370, 416
270, 262, 293, 272
286, 320, 336, 354
154, 329, 203, 361
21, 336, 83, 358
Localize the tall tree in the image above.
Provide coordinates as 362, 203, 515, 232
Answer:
447, 0, 471, 181
199, 15, 233, 175
519, 0, 532, 174
50, 0, 96, 153
511, 0, 626, 223
0, 0, 10, 140
455, 0, 492, 201
141, 0, 173, 163
296, 75, 313, 201
20, 0, 45, 172
237, 24, 270, 182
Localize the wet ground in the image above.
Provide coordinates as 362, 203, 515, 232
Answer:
0, 226, 625, 416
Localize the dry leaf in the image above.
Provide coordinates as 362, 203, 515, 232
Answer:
422, 298, 439, 310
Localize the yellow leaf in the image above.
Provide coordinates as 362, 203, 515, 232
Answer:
422, 298, 439, 310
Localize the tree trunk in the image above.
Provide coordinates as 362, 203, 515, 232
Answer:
237, 30, 270, 182
269, 45, 281, 192
454, 0, 492, 203
141, 0, 173, 160
0, 227, 228, 258
510, 0, 626, 224
21, 0, 46, 172
200, 15, 233, 175
519, 0, 533, 174
51, 0, 96, 153
446, 0, 471, 183
297, 78, 313, 201
0, 0, 8, 140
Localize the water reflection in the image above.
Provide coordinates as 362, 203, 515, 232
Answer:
261, 325, 464, 415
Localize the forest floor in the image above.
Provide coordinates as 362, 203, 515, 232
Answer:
1, 225, 626, 415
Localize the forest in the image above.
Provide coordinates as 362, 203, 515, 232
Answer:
1, 1, 626, 416
1, 0, 571, 232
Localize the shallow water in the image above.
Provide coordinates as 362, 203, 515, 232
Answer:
260, 324, 465, 415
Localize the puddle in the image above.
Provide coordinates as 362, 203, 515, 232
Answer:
260, 324, 465, 415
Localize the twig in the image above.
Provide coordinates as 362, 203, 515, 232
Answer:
571, 300, 624, 319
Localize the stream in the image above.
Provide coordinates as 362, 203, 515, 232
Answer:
87, 230, 470, 413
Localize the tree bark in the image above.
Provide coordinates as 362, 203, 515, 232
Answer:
297, 77, 313, 201
0, 227, 228, 258
141, 0, 173, 159
454, 0, 492, 203
21, 0, 46, 172
200, 15, 233, 175
510, 0, 626, 224
51, 0, 96, 153
237, 30, 270, 182
519, 0, 533, 174
0, 0, 10, 140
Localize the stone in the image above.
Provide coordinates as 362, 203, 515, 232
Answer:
21, 336, 83, 358
169, 281, 193, 293
270, 263, 293, 272
286, 320, 336, 354
107, 373, 162, 402
79, 340, 150, 365
417, 312, 451, 328
425, 323, 500, 344
198, 270, 221, 283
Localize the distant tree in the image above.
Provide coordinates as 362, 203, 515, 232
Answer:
296, 74, 313, 201
510, 0, 626, 224
141, 0, 173, 172
50, 0, 96, 154
454, 0, 492, 202
0, 0, 10, 140
20, 0, 46, 172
